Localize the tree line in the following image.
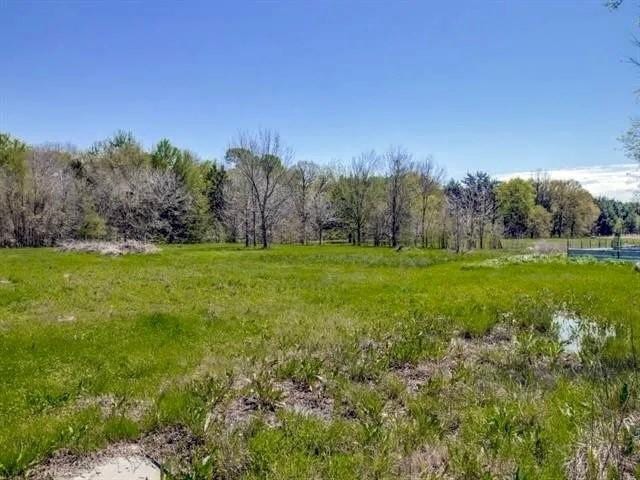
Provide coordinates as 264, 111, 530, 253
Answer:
1, 130, 638, 249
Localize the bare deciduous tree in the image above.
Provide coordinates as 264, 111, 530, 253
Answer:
333, 151, 379, 245
99, 167, 193, 242
4, 129, 609, 251
444, 180, 476, 253
385, 147, 413, 247
221, 169, 251, 244
416, 156, 444, 248
310, 167, 334, 245
291, 161, 319, 244
0, 145, 79, 247
462, 172, 497, 249
225, 130, 293, 248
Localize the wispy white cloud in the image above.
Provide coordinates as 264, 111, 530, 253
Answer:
496, 163, 639, 201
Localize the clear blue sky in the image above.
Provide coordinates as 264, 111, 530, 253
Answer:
1, 0, 638, 179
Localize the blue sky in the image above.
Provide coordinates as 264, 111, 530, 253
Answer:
1, 0, 638, 195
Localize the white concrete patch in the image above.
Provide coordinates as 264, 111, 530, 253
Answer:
57, 455, 161, 480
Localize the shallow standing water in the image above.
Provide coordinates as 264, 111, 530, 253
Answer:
552, 311, 615, 354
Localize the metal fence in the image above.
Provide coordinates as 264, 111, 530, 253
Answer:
567, 247, 640, 261
566, 236, 640, 250
567, 236, 640, 261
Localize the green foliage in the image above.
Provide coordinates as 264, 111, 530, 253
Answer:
248, 370, 283, 411
0, 132, 28, 175
276, 353, 324, 387
154, 375, 230, 432
528, 205, 552, 238
548, 180, 600, 237
151, 138, 182, 170
387, 312, 445, 366
78, 204, 108, 240
595, 196, 639, 235
497, 178, 535, 238
90, 130, 149, 168
102, 416, 139, 442
202, 161, 227, 225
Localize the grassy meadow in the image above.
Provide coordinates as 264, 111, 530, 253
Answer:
0, 244, 639, 479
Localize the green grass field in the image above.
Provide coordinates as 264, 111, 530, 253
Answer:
1, 245, 639, 479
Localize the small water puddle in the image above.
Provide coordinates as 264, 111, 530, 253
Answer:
58, 455, 161, 480
552, 311, 615, 354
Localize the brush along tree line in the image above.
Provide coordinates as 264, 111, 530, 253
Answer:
0, 130, 638, 249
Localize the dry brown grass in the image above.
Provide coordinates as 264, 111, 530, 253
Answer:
566, 412, 640, 480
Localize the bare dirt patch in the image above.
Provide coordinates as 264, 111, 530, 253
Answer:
57, 240, 160, 256
139, 425, 201, 473
394, 360, 451, 393
393, 325, 515, 393
215, 377, 334, 429
218, 395, 266, 429
277, 380, 334, 420
451, 325, 516, 360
